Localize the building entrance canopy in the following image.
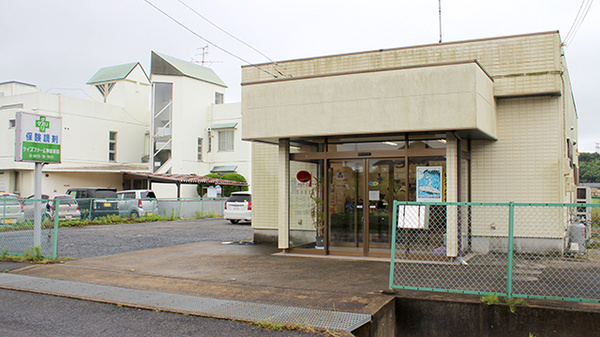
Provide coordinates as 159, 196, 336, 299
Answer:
242, 61, 496, 143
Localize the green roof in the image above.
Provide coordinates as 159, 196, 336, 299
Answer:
212, 122, 238, 129
86, 62, 142, 85
151, 51, 227, 88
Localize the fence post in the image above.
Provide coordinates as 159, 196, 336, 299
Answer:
389, 201, 399, 290
507, 201, 515, 298
52, 198, 60, 259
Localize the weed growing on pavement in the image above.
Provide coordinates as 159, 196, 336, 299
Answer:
194, 211, 219, 219
0, 246, 57, 264
23, 246, 43, 262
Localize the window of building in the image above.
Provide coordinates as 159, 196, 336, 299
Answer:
218, 129, 234, 152
215, 92, 224, 104
109, 131, 117, 162
207, 130, 212, 153
198, 137, 203, 161
9, 119, 16, 129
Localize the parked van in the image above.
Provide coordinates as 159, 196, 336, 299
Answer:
117, 189, 158, 218
65, 187, 119, 220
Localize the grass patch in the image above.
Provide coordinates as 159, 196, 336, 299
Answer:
1, 246, 58, 264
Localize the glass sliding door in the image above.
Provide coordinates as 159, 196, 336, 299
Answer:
367, 159, 405, 249
328, 160, 364, 251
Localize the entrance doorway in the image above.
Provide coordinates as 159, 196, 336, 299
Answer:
328, 159, 406, 256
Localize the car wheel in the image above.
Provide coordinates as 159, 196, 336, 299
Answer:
229, 219, 240, 224
129, 211, 140, 219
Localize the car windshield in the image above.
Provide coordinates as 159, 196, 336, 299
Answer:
228, 194, 251, 202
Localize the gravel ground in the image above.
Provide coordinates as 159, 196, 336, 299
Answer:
56, 218, 253, 259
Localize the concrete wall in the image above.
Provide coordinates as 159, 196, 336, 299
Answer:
393, 291, 600, 337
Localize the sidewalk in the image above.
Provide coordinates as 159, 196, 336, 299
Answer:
0, 241, 393, 333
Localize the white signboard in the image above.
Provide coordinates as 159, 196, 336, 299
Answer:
416, 166, 442, 202
397, 204, 429, 229
15, 112, 62, 163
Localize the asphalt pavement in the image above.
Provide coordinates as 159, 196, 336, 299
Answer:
0, 219, 392, 335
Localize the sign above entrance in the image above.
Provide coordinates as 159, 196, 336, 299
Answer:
15, 112, 62, 163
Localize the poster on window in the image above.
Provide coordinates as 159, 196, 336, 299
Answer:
416, 166, 442, 202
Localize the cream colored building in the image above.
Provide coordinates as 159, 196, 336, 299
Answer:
242, 31, 578, 257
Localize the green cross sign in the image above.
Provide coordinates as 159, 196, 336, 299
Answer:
35, 116, 50, 133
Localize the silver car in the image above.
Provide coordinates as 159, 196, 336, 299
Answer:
117, 189, 158, 218
22, 193, 81, 222
0, 193, 25, 225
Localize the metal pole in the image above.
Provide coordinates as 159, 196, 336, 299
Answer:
33, 162, 42, 247
52, 198, 60, 259
507, 202, 515, 298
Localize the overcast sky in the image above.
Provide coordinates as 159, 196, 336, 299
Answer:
2, 0, 598, 152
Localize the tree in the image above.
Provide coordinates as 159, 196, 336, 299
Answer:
579, 152, 600, 183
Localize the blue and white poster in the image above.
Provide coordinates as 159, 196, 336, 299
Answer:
416, 166, 442, 202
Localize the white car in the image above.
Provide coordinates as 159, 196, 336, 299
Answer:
117, 189, 158, 218
224, 192, 251, 224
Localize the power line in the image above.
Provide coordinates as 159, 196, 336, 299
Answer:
563, 0, 594, 47
143, 0, 280, 78
176, 0, 276, 64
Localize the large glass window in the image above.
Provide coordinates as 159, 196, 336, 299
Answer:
153, 82, 173, 172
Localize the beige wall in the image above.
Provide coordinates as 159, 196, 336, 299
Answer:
242, 31, 578, 241
243, 32, 562, 98
243, 62, 496, 141
471, 96, 562, 203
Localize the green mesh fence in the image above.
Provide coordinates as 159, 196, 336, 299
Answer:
389, 201, 600, 303
1, 197, 59, 259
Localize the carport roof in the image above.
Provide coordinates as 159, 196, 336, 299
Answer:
123, 172, 247, 186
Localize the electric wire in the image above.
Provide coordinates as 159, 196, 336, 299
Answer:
143, 0, 280, 78
175, 0, 276, 64
563, 0, 594, 46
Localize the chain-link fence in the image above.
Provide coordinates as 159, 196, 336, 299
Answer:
1, 197, 227, 259
1, 197, 59, 259
389, 201, 600, 303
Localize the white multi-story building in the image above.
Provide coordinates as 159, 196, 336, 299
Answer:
149, 52, 251, 197
0, 53, 250, 198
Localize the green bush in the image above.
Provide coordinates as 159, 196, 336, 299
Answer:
196, 173, 248, 197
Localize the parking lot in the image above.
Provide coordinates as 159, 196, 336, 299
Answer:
55, 218, 253, 259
